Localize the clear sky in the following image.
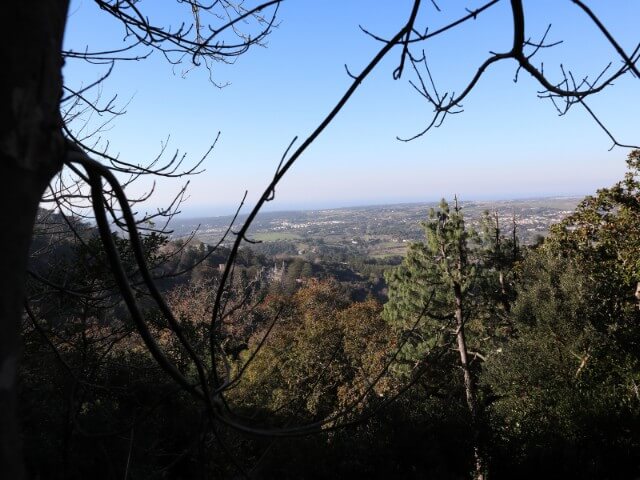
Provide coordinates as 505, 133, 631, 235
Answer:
63, 1, 639, 217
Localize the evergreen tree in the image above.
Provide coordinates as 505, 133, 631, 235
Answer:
549, 149, 640, 309
479, 210, 520, 315
482, 247, 640, 479
482, 151, 640, 478
383, 198, 513, 480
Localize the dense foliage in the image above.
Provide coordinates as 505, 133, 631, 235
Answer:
20, 152, 640, 478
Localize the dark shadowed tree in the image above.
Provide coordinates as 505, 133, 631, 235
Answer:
482, 241, 640, 478
1, 2, 281, 476
481, 152, 640, 477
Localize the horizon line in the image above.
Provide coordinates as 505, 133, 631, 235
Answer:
173, 193, 586, 222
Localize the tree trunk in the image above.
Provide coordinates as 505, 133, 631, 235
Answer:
453, 282, 485, 480
1, 2, 69, 476
498, 270, 511, 314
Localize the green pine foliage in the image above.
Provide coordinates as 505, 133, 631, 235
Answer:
382, 199, 513, 376
482, 151, 640, 478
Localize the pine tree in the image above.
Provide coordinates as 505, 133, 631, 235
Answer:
383, 198, 497, 480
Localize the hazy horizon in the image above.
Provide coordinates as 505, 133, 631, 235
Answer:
173, 192, 587, 220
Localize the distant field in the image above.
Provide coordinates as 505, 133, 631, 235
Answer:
252, 231, 303, 241
370, 242, 408, 258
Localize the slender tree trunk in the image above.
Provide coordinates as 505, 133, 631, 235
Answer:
498, 270, 511, 314
493, 212, 512, 315
453, 282, 485, 480
1, 2, 69, 476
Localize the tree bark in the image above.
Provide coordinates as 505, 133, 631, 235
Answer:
1, 2, 69, 476
453, 282, 485, 480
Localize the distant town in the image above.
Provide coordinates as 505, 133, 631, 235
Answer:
171, 197, 581, 257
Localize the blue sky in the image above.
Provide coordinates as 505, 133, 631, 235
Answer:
63, 1, 639, 217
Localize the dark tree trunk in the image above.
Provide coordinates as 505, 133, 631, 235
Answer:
0, 2, 69, 476
453, 282, 485, 480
